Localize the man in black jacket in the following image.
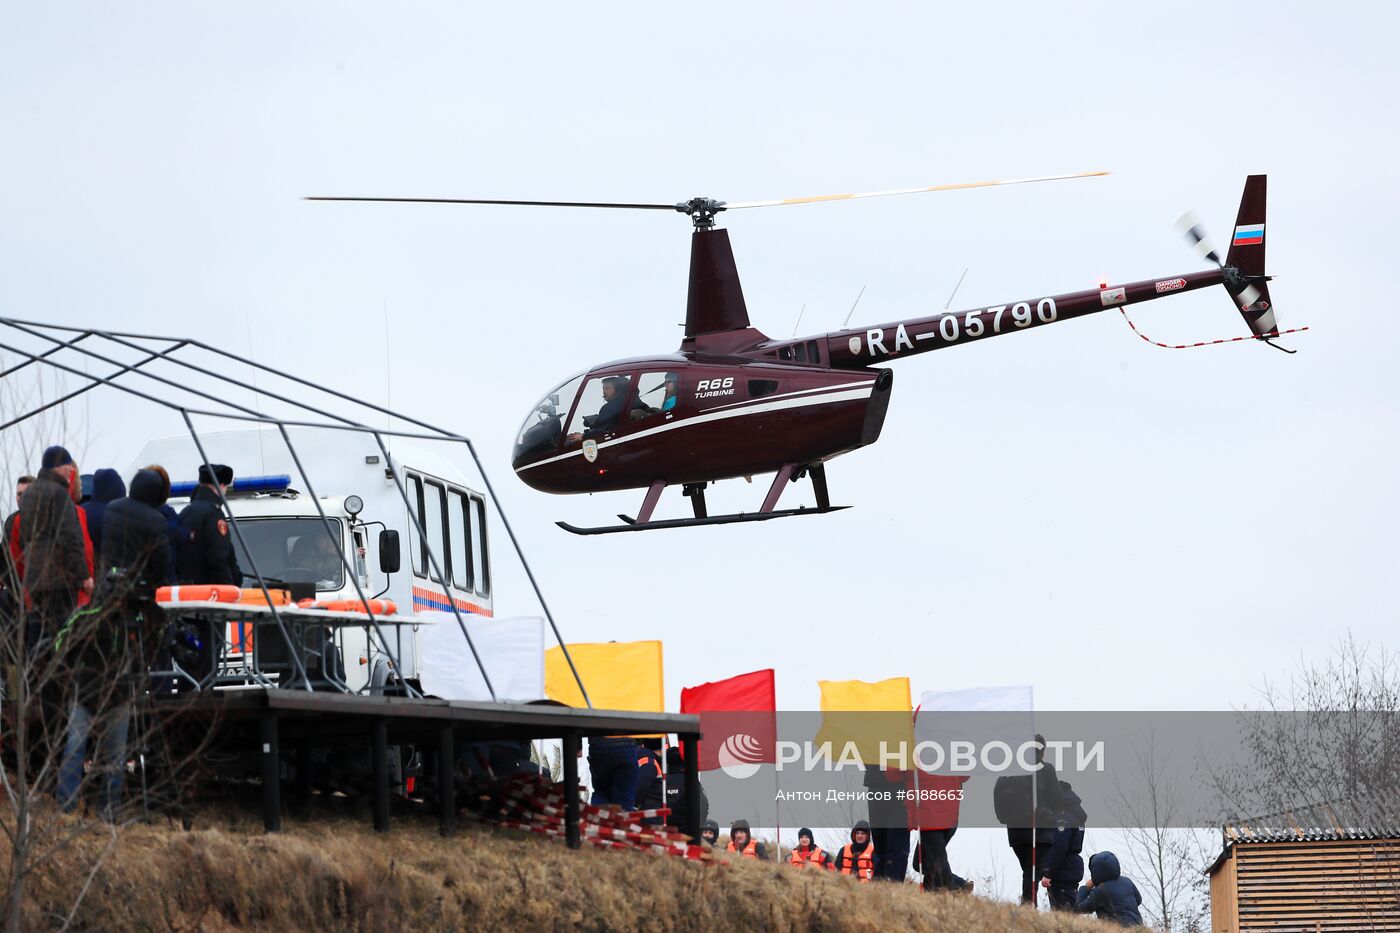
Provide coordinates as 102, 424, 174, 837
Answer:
565, 376, 631, 444
1039, 781, 1087, 910
175, 464, 242, 585
19, 447, 93, 656
661, 746, 708, 839
1004, 734, 1065, 905
56, 469, 170, 820
865, 763, 911, 882
170, 464, 239, 689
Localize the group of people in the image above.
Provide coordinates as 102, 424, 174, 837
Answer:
678, 734, 1143, 925
586, 735, 709, 834
0, 445, 244, 820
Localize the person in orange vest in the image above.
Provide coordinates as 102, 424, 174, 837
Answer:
788, 827, 832, 869
832, 820, 877, 881
726, 819, 767, 860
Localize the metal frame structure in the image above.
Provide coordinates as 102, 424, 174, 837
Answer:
184, 690, 702, 844
0, 314, 593, 706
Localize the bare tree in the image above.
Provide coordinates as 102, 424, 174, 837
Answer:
1, 370, 212, 931
1210, 633, 1400, 820
1109, 734, 1212, 932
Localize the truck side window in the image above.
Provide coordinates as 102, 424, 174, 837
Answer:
423, 479, 448, 583
409, 474, 426, 577
448, 489, 471, 591
470, 495, 491, 598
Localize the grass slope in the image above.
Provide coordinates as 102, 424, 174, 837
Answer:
13, 812, 1110, 932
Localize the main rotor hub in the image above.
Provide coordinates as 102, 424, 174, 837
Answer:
674, 197, 727, 230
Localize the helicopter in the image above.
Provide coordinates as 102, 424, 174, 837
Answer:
310, 172, 1287, 535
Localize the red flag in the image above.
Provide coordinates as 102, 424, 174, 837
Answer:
680, 669, 777, 772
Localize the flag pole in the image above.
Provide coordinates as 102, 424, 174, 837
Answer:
1029, 692, 1038, 910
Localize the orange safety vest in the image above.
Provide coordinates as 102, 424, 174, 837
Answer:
789, 845, 827, 868
727, 839, 758, 859
839, 843, 875, 881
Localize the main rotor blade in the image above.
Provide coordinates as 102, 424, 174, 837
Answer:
723, 170, 1109, 210
304, 196, 679, 210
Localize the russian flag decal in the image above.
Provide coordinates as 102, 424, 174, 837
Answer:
1232, 223, 1265, 246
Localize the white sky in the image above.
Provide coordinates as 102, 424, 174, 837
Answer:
3, 0, 1395, 898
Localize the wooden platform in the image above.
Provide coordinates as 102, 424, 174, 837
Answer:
160, 689, 703, 847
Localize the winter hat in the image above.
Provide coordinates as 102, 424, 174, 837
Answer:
198, 463, 234, 486
41, 445, 74, 469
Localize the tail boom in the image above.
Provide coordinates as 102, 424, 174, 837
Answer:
824, 269, 1225, 368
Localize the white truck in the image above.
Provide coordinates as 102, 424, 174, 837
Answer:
129, 428, 494, 694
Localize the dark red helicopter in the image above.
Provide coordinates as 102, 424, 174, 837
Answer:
311, 172, 1285, 534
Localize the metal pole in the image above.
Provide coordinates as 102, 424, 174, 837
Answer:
0, 329, 92, 379
563, 730, 581, 849
370, 431, 495, 700
181, 410, 312, 691
0, 336, 443, 440
437, 725, 455, 837
683, 733, 701, 842
371, 717, 390, 832
260, 711, 281, 832
0, 339, 189, 431
462, 438, 591, 709
0, 326, 449, 441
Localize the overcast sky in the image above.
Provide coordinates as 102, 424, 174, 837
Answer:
3, 0, 1395, 894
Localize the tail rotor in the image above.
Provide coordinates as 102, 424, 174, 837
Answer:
1175, 175, 1282, 344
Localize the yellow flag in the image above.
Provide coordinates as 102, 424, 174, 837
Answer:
816, 677, 913, 765
545, 640, 664, 712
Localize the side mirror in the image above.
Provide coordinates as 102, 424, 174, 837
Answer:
378, 529, 401, 574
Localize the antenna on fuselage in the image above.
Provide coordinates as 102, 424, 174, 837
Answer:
842, 285, 868, 328
942, 266, 970, 313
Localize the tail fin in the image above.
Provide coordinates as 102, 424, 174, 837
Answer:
1225, 175, 1276, 336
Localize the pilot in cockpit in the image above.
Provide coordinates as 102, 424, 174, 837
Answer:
566, 376, 630, 445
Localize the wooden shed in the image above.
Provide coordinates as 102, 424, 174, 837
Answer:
1207, 798, 1400, 932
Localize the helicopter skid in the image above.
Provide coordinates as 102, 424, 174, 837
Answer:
556, 505, 849, 536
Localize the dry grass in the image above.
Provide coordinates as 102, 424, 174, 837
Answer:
7, 810, 1112, 932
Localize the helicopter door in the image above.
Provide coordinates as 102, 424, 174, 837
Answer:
624, 371, 680, 427
564, 373, 635, 446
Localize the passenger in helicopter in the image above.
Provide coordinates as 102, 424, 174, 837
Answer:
661, 372, 680, 412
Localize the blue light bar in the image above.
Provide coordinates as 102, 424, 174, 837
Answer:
169, 474, 292, 498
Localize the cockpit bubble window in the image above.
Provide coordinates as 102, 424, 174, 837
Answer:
514, 371, 584, 462
630, 371, 678, 422
565, 374, 634, 443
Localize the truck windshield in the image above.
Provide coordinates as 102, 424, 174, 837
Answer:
231, 517, 346, 591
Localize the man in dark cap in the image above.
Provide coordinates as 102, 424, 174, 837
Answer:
175, 464, 241, 586
170, 464, 239, 688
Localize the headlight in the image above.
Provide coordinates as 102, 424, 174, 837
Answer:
345, 495, 364, 517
